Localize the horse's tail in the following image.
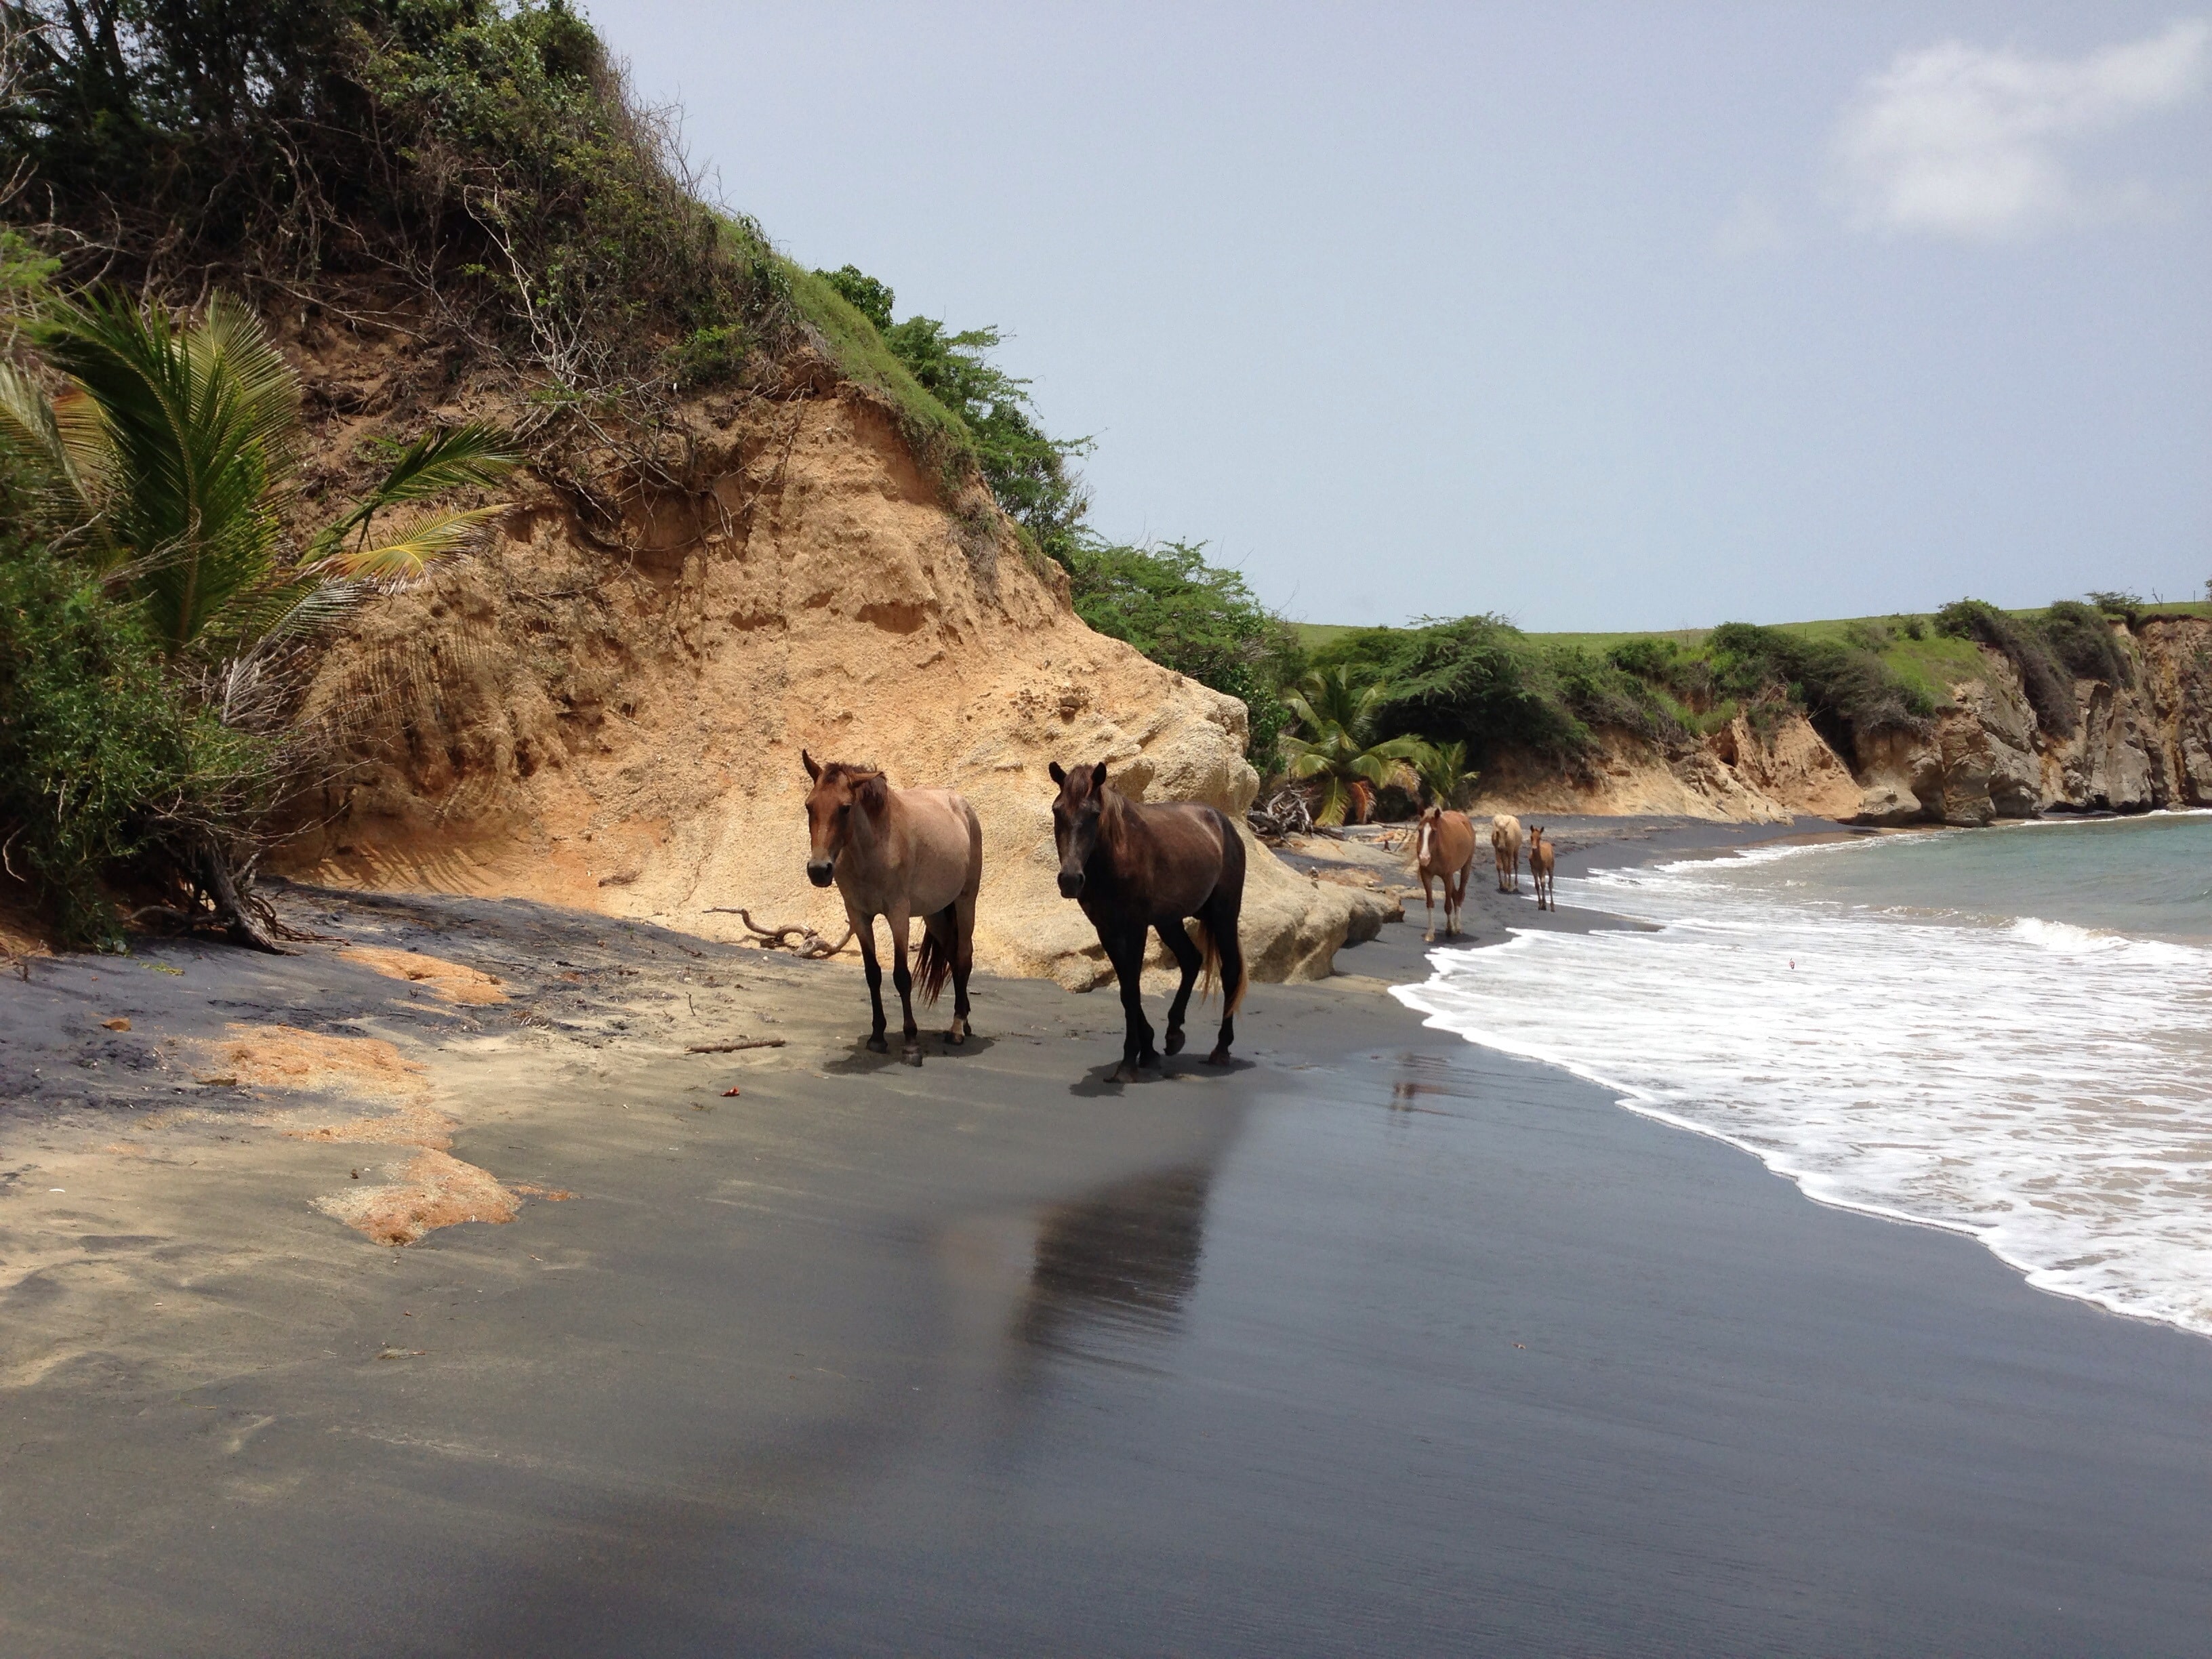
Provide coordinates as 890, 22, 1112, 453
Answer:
1185, 916, 1248, 1016
915, 907, 954, 1006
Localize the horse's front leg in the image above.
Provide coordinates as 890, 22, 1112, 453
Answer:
1156, 919, 1202, 1058
886, 901, 922, 1065
1420, 870, 1437, 941
856, 911, 889, 1053
1107, 928, 1152, 1084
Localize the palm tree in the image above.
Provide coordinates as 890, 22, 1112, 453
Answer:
1278, 668, 1435, 826
0, 289, 516, 661
0, 289, 518, 947
1416, 738, 1479, 811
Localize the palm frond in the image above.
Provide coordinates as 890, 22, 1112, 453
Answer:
318, 504, 506, 587
188, 293, 302, 478
320, 422, 520, 554
0, 362, 110, 544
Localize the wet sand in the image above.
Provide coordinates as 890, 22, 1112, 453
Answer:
4, 823, 2211, 1655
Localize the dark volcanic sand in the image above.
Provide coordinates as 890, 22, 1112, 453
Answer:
5, 823, 2211, 1656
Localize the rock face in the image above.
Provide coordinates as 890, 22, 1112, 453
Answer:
1474, 616, 2212, 827
1845, 618, 2211, 826
278, 387, 1391, 983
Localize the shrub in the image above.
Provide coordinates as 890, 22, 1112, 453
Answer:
5, 1, 769, 385
817, 265, 895, 332
1065, 538, 1303, 765
2039, 599, 2133, 689
1934, 599, 2076, 736
2087, 590, 2146, 629
1605, 636, 1679, 680
1706, 621, 1931, 756
1842, 619, 1891, 652
1329, 615, 1591, 762
0, 531, 197, 945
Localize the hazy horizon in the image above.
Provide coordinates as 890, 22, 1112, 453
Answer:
591, 2, 2210, 632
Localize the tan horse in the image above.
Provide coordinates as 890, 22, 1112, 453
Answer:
802, 752, 983, 1065
1490, 814, 1523, 893
1414, 805, 1477, 941
1528, 824, 1557, 911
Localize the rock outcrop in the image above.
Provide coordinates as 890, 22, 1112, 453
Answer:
1475, 616, 2212, 828
1843, 617, 2210, 825
278, 384, 1393, 983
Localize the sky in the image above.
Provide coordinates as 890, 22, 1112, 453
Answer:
589, 1, 2211, 632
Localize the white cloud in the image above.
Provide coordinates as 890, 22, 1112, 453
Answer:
1714, 190, 1789, 258
1832, 19, 2210, 241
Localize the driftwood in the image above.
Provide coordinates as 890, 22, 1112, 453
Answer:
684, 1038, 787, 1054
703, 907, 855, 959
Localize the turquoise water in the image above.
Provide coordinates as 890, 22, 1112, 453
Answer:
1741, 814, 2212, 943
1399, 813, 2212, 1334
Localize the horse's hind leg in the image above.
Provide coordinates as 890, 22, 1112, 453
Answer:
938, 901, 973, 1044
1157, 918, 1202, 1058
1200, 897, 1244, 1066
888, 901, 922, 1065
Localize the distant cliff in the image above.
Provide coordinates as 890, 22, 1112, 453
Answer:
1852, 616, 2212, 824
1475, 616, 2212, 825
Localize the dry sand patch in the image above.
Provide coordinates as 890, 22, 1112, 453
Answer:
337, 945, 507, 1004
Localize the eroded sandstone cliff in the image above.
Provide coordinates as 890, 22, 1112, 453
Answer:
277, 377, 1392, 985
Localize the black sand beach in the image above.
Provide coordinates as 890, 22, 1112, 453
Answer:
5, 819, 2211, 1656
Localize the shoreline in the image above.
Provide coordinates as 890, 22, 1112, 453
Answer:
6, 815, 2212, 1653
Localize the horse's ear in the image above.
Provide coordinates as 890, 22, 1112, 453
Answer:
1048, 761, 1066, 786
802, 750, 821, 781
857, 772, 888, 815
1090, 760, 1109, 791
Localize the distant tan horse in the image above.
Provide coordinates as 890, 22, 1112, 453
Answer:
1491, 814, 1523, 893
1528, 824, 1557, 911
1414, 805, 1477, 941
802, 752, 983, 1065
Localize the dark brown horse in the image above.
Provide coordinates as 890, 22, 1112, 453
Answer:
1048, 760, 1246, 1084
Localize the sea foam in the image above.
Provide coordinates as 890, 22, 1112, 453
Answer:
1394, 835, 2212, 1336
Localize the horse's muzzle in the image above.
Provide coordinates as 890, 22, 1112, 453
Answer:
1057, 869, 1085, 899
806, 858, 836, 888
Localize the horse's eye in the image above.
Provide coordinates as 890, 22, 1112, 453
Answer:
838, 803, 851, 817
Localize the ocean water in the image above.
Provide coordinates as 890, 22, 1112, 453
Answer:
1394, 813, 2212, 1335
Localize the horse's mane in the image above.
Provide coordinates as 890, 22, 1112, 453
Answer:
815, 759, 884, 783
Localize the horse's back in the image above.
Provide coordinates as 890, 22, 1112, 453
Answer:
1438, 810, 1477, 870
899, 786, 983, 910
1134, 800, 1239, 918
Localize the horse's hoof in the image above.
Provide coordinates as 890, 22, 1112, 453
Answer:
867, 1034, 888, 1054
1164, 1029, 1185, 1055
1205, 1046, 1232, 1066
1422, 930, 1435, 943
945, 1028, 967, 1046
901, 1046, 923, 1067
1110, 1063, 1139, 1084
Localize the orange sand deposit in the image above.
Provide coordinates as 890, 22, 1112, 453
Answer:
337, 945, 507, 1004
313, 1148, 520, 1246
192, 1023, 525, 1246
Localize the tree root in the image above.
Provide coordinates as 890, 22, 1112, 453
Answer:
704, 907, 855, 959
